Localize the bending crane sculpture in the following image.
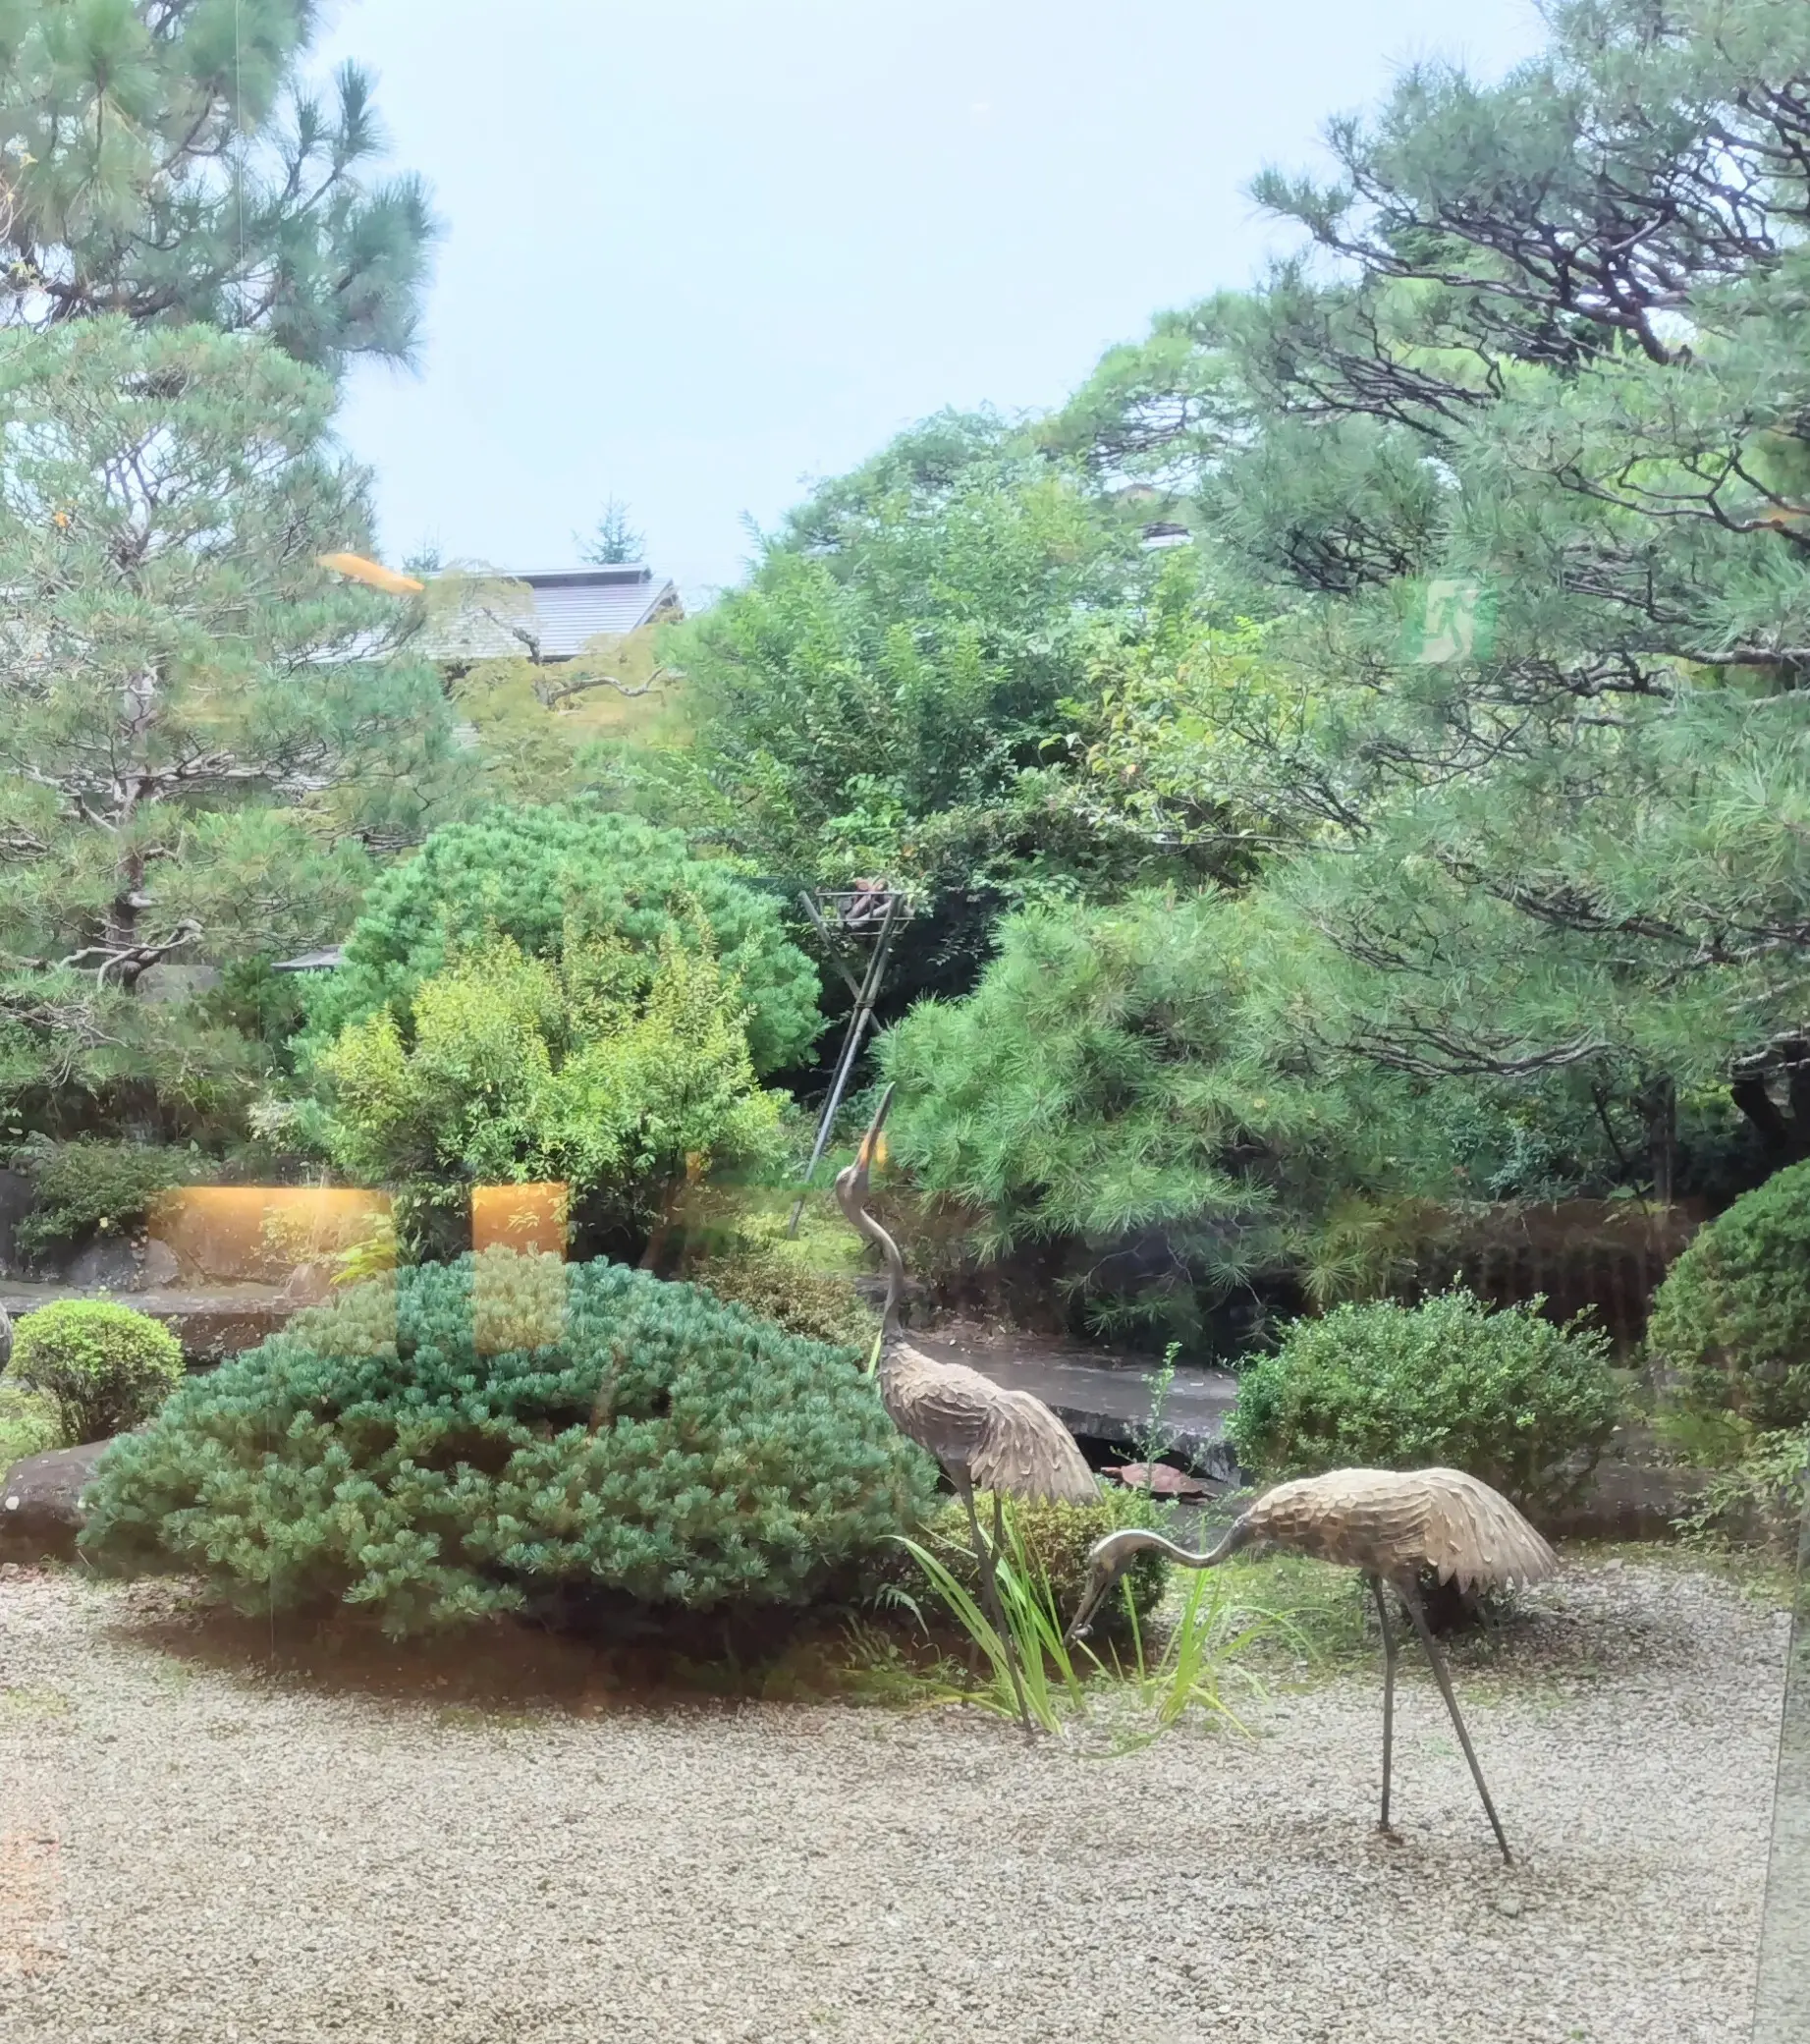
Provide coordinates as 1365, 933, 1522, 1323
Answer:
835, 1085, 1095, 1731
1069, 1466, 1556, 1860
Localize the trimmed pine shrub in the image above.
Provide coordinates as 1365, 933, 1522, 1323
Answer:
7, 1300, 185, 1443
1228, 1289, 1620, 1517
80, 1250, 938, 1634
1646, 1161, 1810, 1434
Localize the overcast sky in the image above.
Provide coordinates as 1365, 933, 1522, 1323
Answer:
317, 0, 1548, 602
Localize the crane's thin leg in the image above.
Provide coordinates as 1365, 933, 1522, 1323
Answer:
956, 1474, 1032, 1735
1369, 1574, 1399, 1840
1398, 1579, 1513, 1865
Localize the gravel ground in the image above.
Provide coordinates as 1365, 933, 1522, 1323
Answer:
0, 1555, 1788, 2044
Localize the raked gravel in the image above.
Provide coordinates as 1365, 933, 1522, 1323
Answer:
0, 1555, 1789, 2044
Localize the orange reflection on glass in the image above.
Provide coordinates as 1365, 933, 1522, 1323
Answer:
470, 1184, 569, 1259
147, 1187, 394, 1285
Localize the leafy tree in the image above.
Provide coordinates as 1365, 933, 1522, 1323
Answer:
622, 412, 1206, 1010
298, 805, 820, 1078
81, 1250, 939, 1633
0, 0, 436, 368
304, 927, 784, 1245
0, 317, 460, 1134
580, 497, 644, 565
1043, 0, 1810, 1174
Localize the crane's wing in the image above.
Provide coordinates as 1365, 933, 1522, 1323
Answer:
1416, 1469, 1558, 1592
969, 1390, 1097, 1505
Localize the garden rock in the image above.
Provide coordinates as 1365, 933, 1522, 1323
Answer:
65, 1238, 142, 1293
0, 1440, 112, 1560
135, 1239, 182, 1291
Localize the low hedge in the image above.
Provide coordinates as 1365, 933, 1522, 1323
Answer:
1229, 1288, 1621, 1518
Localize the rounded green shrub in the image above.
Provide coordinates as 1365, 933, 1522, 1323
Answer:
298, 805, 821, 1077
1645, 1161, 1810, 1433
1228, 1289, 1620, 1517
81, 1250, 939, 1634
7, 1300, 185, 1444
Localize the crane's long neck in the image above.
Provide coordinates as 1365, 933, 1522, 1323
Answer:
1147, 1521, 1249, 1569
835, 1173, 905, 1344
1110, 1519, 1253, 1572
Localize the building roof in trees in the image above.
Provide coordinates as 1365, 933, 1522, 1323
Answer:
420, 564, 683, 664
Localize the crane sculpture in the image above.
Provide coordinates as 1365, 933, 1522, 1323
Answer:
1067, 1466, 1556, 1860
835, 1084, 1096, 1732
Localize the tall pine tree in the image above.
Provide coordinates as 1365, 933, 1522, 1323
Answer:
0, 317, 462, 1134
0, 0, 435, 368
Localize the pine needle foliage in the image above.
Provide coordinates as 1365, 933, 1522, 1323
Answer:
878, 890, 1417, 1336
80, 1250, 940, 1634
0, 0, 437, 370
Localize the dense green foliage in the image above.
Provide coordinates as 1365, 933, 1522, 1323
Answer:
81, 1250, 940, 1632
302, 929, 783, 1240
7, 1299, 185, 1443
615, 414, 1216, 1012
0, 0, 436, 369
692, 1247, 876, 1352
299, 807, 819, 1078
879, 890, 1438, 1334
0, 318, 459, 1136
9, 1140, 189, 1260
1043, 0, 1810, 1179
1229, 1291, 1620, 1518
1647, 1162, 1810, 1434
0, 1381, 64, 1468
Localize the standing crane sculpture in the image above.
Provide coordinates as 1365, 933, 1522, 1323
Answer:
1067, 1466, 1556, 1860
835, 1085, 1096, 1732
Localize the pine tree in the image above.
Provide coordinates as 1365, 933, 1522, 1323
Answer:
0, 316, 462, 1132
1046, 0, 1810, 1167
0, 0, 435, 369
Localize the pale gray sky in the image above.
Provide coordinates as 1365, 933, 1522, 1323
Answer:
319, 0, 1548, 601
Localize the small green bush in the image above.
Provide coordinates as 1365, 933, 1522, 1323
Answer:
1673, 1426, 1809, 1559
81, 1250, 939, 1634
7, 1301, 185, 1443
1646, 1161, 1810, 1433
11, 1141, 187, 1261
0, 1382, 65, 1468
875, 1486, 1168, 1631
1228, 1289, 1620, 1517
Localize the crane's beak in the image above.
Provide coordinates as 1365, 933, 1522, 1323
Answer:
1064, 1559, 1123, 1645
851, 1082, 897, 1192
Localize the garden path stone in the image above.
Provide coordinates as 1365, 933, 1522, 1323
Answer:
0, 1556, 1787, 2044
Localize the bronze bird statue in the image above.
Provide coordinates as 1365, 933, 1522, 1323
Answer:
835, 1084, 1095, 1731
1068, 1465, 1557, 1860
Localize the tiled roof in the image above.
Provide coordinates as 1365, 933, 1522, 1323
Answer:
421, 565, 682, 663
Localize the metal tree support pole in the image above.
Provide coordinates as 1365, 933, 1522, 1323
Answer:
787, 892, 902, 1238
